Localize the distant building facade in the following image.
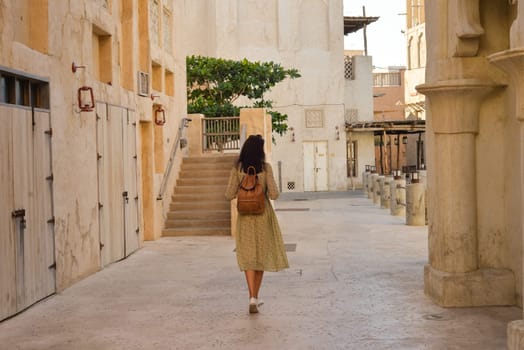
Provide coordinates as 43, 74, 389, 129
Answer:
184, 0, 375, 192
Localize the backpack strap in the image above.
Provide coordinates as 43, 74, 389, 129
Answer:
239, 166, 259, 191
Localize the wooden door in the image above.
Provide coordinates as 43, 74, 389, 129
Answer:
108, 105, 125, 262
25, 110, 55, 304
303, 141, 328, 192
97, 103, 125, 265
0, 107, 16, 320
12, 107, 34, 310
97, 104, 138, 264
97, 102, 112, 266
3, 106, 55, 316
122, 109, 139, 256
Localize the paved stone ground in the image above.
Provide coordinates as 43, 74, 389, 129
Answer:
0, 191, 521, 350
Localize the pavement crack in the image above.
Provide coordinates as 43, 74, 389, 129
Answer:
326, 242, 339, 281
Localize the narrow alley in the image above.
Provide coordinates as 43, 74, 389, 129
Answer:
0, 192, 519, 350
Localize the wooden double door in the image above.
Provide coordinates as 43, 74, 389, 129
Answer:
0, 106, 55, 321
303, 141, 329, 192
96, 103, 139, 266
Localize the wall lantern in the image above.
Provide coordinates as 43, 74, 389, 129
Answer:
154, 106, 166, 126
393, 169, 402, 179
365, 165, 371, 172
77, 86, 95, 112
370, 165, 377, 173
288, 126, 295, 142
411, 171, 420, 183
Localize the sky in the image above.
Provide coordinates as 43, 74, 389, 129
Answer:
343, 0, 407, 69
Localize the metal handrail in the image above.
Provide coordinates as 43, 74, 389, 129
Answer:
157, 117, 192, 200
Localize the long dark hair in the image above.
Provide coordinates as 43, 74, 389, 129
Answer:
237, 134, 265, 173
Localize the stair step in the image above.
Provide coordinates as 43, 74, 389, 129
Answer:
170, 201, 230, 211
183, 156, 237, 164
177, 178, 229, 186
163, 155, 237, 238
166, 210, 230, 220
179, 170, 231, 179
162, 227, 231, 237
173, 185, 228, 195
165, 219, 230, 228
171, 192, 227, 201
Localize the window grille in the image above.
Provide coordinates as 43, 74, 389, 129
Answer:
0, 69, 49, 109
137, 71, 150, 96
373, 72, 401, 87
344, 56, 354, 80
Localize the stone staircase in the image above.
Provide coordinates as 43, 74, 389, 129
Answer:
162, 154, 237, 236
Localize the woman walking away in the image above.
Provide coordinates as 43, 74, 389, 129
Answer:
225, 134, 289, 314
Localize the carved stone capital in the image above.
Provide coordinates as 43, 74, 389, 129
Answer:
417, 79, 500, 133
489, 49, 524, 121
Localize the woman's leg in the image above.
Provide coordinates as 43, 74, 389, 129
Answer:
244, 270, 256, 298
253, 271, 264, 298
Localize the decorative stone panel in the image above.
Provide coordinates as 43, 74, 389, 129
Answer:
305, 110, 324, 128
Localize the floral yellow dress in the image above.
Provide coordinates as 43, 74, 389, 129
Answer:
225, 162, 289, 272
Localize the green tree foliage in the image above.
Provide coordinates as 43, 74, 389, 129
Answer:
186, 55, 300, 138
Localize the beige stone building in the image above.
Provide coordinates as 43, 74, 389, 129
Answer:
0, 0, 187, 321
404, 0, 425, 121
419, 1, 524, 348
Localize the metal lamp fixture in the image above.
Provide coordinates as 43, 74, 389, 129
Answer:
154, 106, 166, 126
77, 86, 95, 112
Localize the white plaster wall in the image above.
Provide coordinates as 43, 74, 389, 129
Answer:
345, 55, 373, 122
185, 0, 348, 192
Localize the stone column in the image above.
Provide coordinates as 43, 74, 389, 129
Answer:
369, 172, 378, 200
406, 181, 426, 226
390, 175, 406, 217
418, 80, 515, 306
380, 175, 393, 209
373, 175, 383, 205
489, 48, 524, 350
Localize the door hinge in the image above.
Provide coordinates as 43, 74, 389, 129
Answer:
46, 174, 54, 181
100, 242, 105, 250
45, 128, 53, 136
48, 262, 56, 269
47, 216, 55, 224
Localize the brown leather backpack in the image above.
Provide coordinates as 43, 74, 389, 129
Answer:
237, 166, 266, 215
